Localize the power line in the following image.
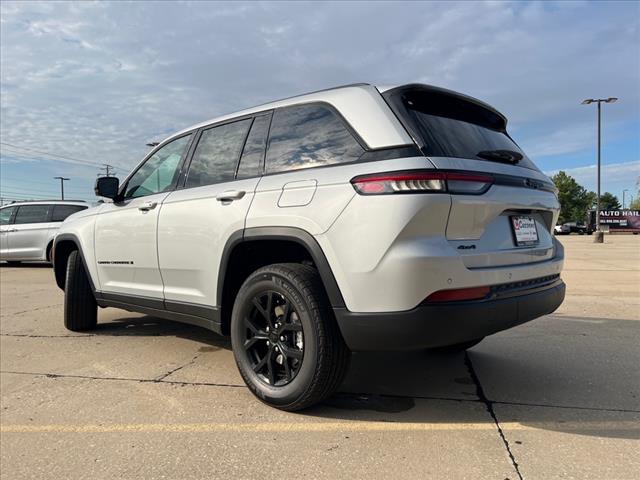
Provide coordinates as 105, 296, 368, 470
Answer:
1, 142, 102, 166
0, 181, 92, 191
0, 192, 91, 200
0, 176, 73, 187
0, 185, 90, 194
0, 142, 121, 170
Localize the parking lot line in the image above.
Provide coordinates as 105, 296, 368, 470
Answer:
2, 421, 637, 433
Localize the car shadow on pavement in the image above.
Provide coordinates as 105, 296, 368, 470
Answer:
311, 349, 639, 441
91, 313, 639, 441
0, 262, 51, 268
94, 315, 231, 349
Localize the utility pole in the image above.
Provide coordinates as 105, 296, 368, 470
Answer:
53, 176, 70, 200
98, 164, 114, 177
581, 97, 618, 243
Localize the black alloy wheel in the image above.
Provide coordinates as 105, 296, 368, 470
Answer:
230, 263, 350, 411
243, 290, 304, 386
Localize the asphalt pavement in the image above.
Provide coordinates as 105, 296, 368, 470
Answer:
1, 235, 639, 479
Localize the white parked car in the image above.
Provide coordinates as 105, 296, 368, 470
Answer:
0, 201, 88, 265
52, 83, 565, 410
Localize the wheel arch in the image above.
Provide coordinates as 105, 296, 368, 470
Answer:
53, 234, 96, 292
45, 239, 54, 262
217, 227, 345, 335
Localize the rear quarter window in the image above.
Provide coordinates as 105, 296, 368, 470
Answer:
265, 104, 364, 174
51, 205, 87, 222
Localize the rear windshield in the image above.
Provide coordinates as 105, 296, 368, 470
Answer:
384, 88, 537, 170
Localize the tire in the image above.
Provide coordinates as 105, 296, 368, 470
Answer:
64, 250, 97, 331
231, 263, 350, 411
430, 337, 484, 353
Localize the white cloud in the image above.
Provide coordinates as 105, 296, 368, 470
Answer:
0, 0, 638, 175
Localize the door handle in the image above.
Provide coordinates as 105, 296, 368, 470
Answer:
138, 201, 158, 212
216, 190, 246, 202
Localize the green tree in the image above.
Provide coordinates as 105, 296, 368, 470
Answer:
585, 191, 597, 211
630, 197, 640, 210
598, 192, 621, 210
551, 171, 594, 223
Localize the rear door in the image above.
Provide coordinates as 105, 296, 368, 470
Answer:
94, 133, 193, 298
246, 103, 366, 235
383, 85, 559, 267
7, 204, 53, 260
158, 114, 270, 309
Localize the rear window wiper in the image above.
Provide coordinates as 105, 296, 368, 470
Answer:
476, 149, 523, 164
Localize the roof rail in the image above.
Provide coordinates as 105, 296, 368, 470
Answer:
2, 199, 87, 204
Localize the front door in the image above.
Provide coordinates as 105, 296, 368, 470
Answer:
94, 133, 193, 299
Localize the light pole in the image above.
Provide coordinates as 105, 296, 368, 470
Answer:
53, 176, 70, 200
581, 97, 618, 243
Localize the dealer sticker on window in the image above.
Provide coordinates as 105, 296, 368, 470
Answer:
511, 216, 539, 246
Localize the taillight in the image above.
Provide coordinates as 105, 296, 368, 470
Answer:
425, 286, 491, 303
351, 170, 493, 195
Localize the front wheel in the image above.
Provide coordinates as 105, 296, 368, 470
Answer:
64, 250, 97, 331
231, 263, 350, 411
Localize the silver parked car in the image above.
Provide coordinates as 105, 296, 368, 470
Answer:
52, 83, 565, 410
0, 201, 88, 264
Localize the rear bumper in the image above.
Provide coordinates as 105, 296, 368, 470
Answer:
333, 279, 565, 351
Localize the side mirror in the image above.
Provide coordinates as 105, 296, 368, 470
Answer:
95, 176, 120, 199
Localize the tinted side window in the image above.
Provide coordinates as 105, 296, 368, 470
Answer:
51, 205, 87, 222
125, 134, 193, 199
0, 207, 16, 225
266, 104, 364, 174
236, 114, 271, 179
14, 205, 51, 224
186, 119, 252, 188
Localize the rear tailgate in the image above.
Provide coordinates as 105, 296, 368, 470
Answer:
431, 157, 558, 267
382, 84, 560, 268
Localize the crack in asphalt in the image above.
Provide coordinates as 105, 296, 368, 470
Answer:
153, 354, 200, 382
0, 369, 246, 389
0, 333, 95, 338
491, 399, 640, 414
0, 304, 62, 317
464, 352, 524, 480
2, 369, 637, 414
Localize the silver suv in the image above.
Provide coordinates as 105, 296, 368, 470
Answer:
52, 83, 565, 410
0, 200, 88, 265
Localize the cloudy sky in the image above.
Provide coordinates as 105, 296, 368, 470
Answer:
1, 0, 639, 204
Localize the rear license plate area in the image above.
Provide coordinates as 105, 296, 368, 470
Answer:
510, 216, 539, 246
